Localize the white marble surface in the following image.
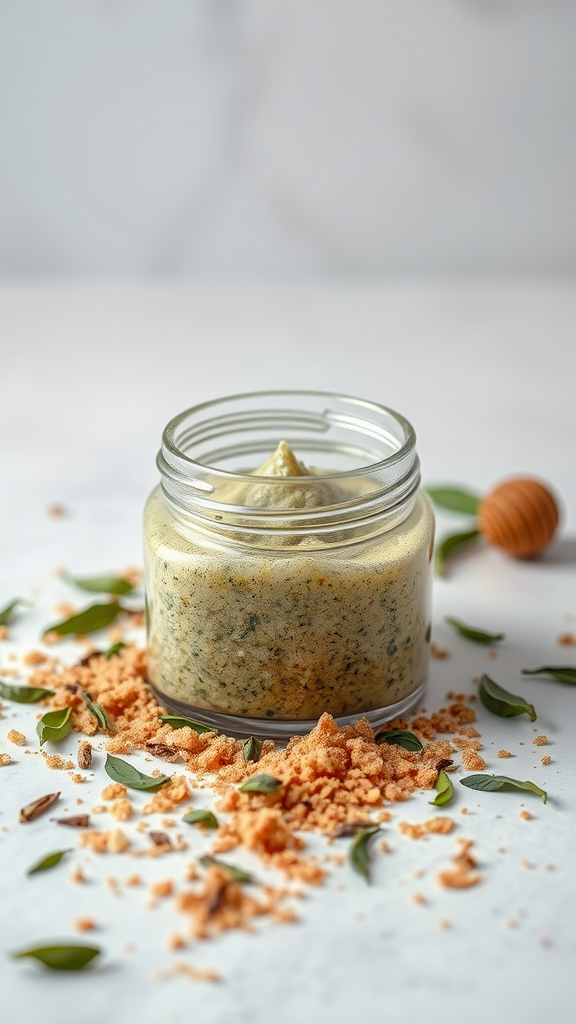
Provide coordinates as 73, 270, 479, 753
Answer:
1, 282, 576, 1024
1, 2, 576, 276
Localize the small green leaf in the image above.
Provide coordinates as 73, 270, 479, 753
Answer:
10, 944, 101, 971
522, 666, 576, 686
0, 598, 27, 626
86, 702, 109, 731
435, 529, 481, 577
375, 729, 423, 752
238, 773, 282, 793
479, 674, 537, 722
349, 826, 381, 883
200, 855, 255, 884
242, 736, 263, 762
425, 487, 481, 516
159, 715, 216, 735
460, 774, 547, 803
27, 849, 72, 875
36, 707, 72, 746
182, 809, 219, 829
103, 641, 126, 659
44, 602, 122, 637
0, 681, 55, 704
445, 617, 505, 645
65, 573, 134, 596
104, 753, 169, 791
430, 769, 454, 806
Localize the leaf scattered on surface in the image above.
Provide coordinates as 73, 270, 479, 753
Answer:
445, 617, 505, 645
242, 736, 263, 763
349, 826, 381, 883
10, 944, 101, 971
425, 486, 481, 516
44, 602, 122, 637
103, 642, 126, 659
0, 598, 26, 626
86, 701, 109, 731
238, 773, 283, 793
375, 728, 423, 752
182, 809, 219, 829
430, 769, 454, 806
0, 681, 55, 703
522, 666, 576, 686
104, 754, 169, 791
200, 855, 255, 884
159, 715, 216, 735
19, 792, 60, 823
27, 849, 72, 875
460, 774, 547, 803
435, 529, 481, 577
479, 674, 537, 722
36, 707, 72, 746
65, 573, 134, 595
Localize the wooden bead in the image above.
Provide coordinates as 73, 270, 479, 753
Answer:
478, 478, 559, 559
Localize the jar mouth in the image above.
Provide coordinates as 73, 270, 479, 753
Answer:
157, 390, 421, 542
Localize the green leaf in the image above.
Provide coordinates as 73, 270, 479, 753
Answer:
159, 715, 216, 735
104, 753, 169, 791
44, 602, 122, 637
425, 487, 481, 515
430, 769, 454, 806
104, 641, 126, 659
435, 529, 481, 577
522, 666, 576, 686
200, 855, 255, 884
375, 729, 423, 753
65, 573, 134, 596
0, 598, 27, 626
242, 736, 263, 762
36, 707, 72, 746
0, 681, 55, 704
460, 774, 547, 804
27, 849, 72, 875
238, 773, 282, 793
10, 944, 101, 971
445, 617, 505, 645
479, 674, 537, 722
182, 809, 219, 829
86, 701, 109, 731
349, 826, 381, 883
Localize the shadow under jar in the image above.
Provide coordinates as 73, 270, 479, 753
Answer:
144, 391, 434, 741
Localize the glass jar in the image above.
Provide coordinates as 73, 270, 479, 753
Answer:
144, 391, 434, 740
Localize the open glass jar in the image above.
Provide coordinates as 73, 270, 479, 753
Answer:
144, 391, 434, 740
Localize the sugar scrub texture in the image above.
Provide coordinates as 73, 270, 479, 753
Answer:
144, 442, 434, 721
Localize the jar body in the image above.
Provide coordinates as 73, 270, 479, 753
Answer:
144, 483, 434, 738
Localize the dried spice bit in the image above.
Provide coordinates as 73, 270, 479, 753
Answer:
43, 602, 122, 638
460, 774, 547, 804
182, 810, 219, 830
331, 820, 376, 839
375, 729, 423, 752
65, 573, 134, 596
10, 944, 101, 971
53, 815, 90, 828
27, 849, 72, 875
20, 791, 60, 823
239, 774, 283, 794
242, 736, 263, 763
77, 741, 93, 769
430, 769, 454, 807
522, 666, 576, 686
159, 715, 217, 735
349, 826, 381, 883
0, 681, 55, 704
445, 617, 505, 645
145, 743, 181, 762
0, 598, 26, 626
36, 707, 72, 746
104, 754, 170, 791
479, 675, 537, 722
149, 831, 172, 848
435, 529, 481, 577
435, 758, 455, 772
437, 838, 482, 889
200, 855, 255, 885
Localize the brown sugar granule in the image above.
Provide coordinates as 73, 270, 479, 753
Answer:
437, 838, 482, 889
176, 864, 290, 940
167, 934, 187, 951
42, 753, 75, 770
142, 776, 190, 814
48, 504, 66, 518
150, 879, 174, 900
55, 603, 77, 619
70, 866, 87, 884
520, 810, 532, 821
22, 650, 48, 666
74, 917, 96, 932
0, 625, 9, 640
461, 749, 486, 771
439, 918, 451, 930
430, 643, 450, 660
398, 817, 454, 840
498, 749, 514, 759
411, 893, 427, 905
79, 830, 110, 854
167, 961, 220, 983
533, 735, 548, 747
101, 783, 127, 800
110, 798, 133, 822
124, 874, 142, 887
42, 631, 62, 646
557, 632, 576, 646
0, 753, 12, 767
70, 773, 86, 784
7, 729, 25, 745
541, 755, 551, 766
78, 741, 92, 769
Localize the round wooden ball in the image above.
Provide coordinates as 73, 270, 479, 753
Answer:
478, 478, 559, 559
